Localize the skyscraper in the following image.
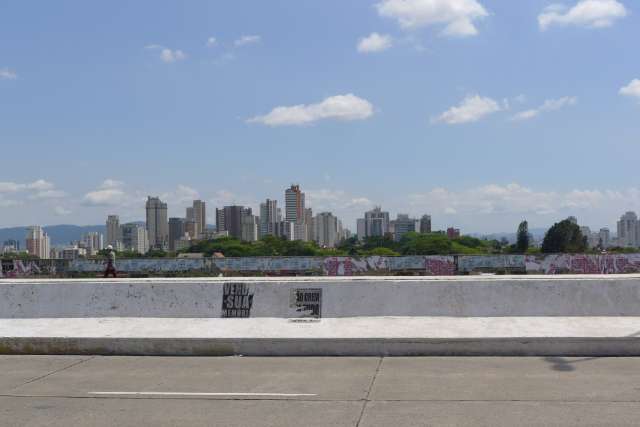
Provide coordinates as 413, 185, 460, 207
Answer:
217, 206, 252, 239
419, 214, 432, 234
192, 200, 206, 238
259, 199, 279, 237
146, 196, 168, 250
215, 208, 226, 233
121, 223, 149, 254
106, 215, 121, 246
617, 211, 639, 248
362, 207, 390, 238
304, 208, 314, 242
82, 232, 104, 256
392, 214, 417, 241
168, 217, 186, 251
25, 226, 50, 259
285, 184, 305, 223
315, 212, 338, 248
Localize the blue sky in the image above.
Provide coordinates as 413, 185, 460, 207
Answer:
1, 0, 639, 233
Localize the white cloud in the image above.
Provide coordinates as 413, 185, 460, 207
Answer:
160, 48, 186, 63
539, 0, 627, 30
247, 94, 374, 126
145, 45, 186, 63
206, 37, 217, 47
0, 67, 17, 80
83, 188, 127, 206
357, 33, 393, 53
432, 94, 501, 125
620, 79, 640, 100
234, 35, 261, 47
408, 183, 614, 217
307, 189, 374, 213
376, 0, 489, 37
54, 206, 72, 216
29, 190, 66, 200
83, 179, 127, 206
161, 185, 201, 206
0, 179, 56, 193
512, 96, 577, 121
100, 179, 124, 189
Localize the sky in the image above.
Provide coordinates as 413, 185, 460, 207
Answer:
1, 0, 639, 234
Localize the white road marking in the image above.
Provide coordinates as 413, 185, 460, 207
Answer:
89, 392, 317, 397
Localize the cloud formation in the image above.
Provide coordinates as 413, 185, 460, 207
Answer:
357, 33, 393, 53
432, 94, 501, 125
538, 0, 627, 30
145, 45, 186, 63
620, 79, 640, 100
0, 67, 17, 80
206, 37, 217, 47
83, 179, 128, 206
376, 0, 489, 37
248, 94, 374, 126
512, 96, 577, 121
234, 35, 261, 47
409, 183, 640, 219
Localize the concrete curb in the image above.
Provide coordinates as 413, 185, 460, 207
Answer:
3, 337, 640, 357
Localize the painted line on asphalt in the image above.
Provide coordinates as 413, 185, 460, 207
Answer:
89, 392, 317, 397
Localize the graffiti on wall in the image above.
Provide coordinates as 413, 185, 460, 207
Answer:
524, 254, 640, 274
6, 254, 640, 278
0, 260, 60, 278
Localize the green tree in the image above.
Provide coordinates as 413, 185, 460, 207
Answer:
541, 219, 588, 253
516, 220, 530, 253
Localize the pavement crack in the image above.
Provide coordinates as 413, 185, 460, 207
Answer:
356, 356, 383, 427
10, 356, 96, 391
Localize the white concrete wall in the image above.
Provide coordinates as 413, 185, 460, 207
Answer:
2, 275, 640, 318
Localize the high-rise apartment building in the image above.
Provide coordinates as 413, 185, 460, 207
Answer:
362, 207, 390, 238
121, 223, 149, 254
617, 211, 639, 248
82, 232, 104, 256
259, 199, 279, 237
304, 208, 314, 242
215, 208, 226, 233
392, 214, 417, 241
285, 185, 305, 223
241, 214, 259, 242
420, 215, 432, 234
599, 228, 611, 248
146, 196, 168, 250
357, 218, 366, 241
192, 200, 206, 238
106, 215, 121, 246
25, 226, 50, 259
217, 206, 252, 240
168, 217, 186, 251
315, 212, 339, 248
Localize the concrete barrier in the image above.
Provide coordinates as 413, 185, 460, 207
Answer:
3, 275, 640, 356
3, 275, 640, 318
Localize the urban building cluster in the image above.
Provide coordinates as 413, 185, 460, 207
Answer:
7, 187, 640, 259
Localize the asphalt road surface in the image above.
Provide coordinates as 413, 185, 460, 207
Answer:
1, 355, 639, 426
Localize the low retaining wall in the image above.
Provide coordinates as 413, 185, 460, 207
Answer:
3, 275, 640, 319
4, 254, 640, 278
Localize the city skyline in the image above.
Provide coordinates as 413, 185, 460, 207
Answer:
1, 1, 640, 232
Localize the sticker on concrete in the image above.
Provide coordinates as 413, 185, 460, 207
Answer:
222, 282, 254, 318
290, 288, 322, 318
